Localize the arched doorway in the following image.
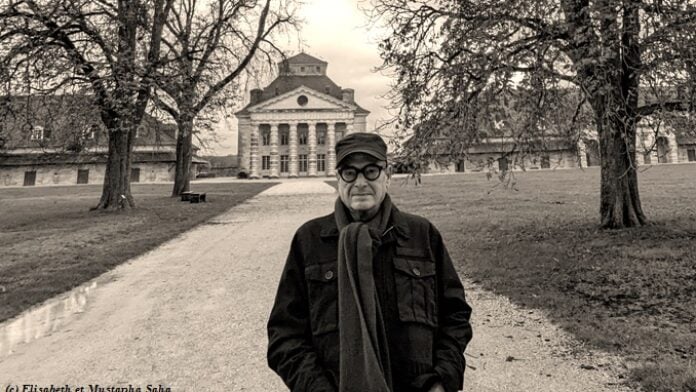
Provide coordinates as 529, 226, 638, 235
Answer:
656, 136, 670, 164
584, 139, 600, 166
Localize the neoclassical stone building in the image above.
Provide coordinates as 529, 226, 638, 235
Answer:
236, 53, 369, 178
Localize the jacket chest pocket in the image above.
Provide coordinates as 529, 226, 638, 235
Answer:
304, 262, 338, 336
393, 257, 438, 328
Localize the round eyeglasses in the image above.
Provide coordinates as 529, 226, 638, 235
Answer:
338, 164, 385, 182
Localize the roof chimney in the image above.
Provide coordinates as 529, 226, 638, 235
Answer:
342, 88, 354, 103
250, 89, 263, 105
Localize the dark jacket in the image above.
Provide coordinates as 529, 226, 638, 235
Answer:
267, 203, 473, 392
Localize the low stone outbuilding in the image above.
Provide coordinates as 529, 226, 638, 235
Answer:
0, 95, 207, 187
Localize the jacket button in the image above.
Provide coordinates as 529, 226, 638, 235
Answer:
412, 267, 421, 276
324, 270, 334, 280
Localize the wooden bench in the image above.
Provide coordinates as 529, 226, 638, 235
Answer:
181, 192, 207, 203
190, 193, 206, 203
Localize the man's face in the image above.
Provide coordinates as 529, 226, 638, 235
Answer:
336, 153, 390, 215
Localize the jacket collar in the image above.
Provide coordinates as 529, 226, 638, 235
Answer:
319, 198, 411, 239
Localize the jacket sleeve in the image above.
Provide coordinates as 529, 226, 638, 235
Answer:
431, 224, 473, 392
267, 232, 336, 392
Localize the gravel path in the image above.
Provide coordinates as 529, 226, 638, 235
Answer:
0, 180, 634, 391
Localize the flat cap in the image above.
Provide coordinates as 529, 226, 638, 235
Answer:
335, 132, 387, 167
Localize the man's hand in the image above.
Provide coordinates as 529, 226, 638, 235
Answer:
428, 382, 446, 392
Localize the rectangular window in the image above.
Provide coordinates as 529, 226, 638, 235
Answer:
87, 124, 99, 139
299, 154, 308, 172
498, 156, 508, 172
23, 171, 36, 186
317, 154, 326, 172
317, 130, 326, 145
77, 169, 89, 184
335, 131, 344, 142
541, 154, 551, 169
262, 156, 271, 170
688, 148, 696, 162
280, 155, 289, 173
643, 153, 652, 165
299, 130, 308, 145
262, 130, 271, 146
131, 168, 141, 183
30, 127, 43, 141
280, 130, 289, 145
456, 160, 466, 172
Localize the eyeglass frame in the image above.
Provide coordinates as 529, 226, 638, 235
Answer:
337, 163, 387, 182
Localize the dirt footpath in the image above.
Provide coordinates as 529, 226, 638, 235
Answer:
0, 180, 633, 391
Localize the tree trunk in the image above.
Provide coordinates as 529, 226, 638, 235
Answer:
594, 3, 645, 229
93, 121, 136, 210
172, 116, 194, 197
594, 100, 647, 229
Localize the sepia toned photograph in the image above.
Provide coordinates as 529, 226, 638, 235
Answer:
0, 1, 695, 391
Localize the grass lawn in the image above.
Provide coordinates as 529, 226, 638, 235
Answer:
0, 181, 275, 323
383, 164, 696, 392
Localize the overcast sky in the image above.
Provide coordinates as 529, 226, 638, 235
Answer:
210, 0, 393, 156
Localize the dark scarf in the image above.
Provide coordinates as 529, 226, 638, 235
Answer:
335, 195, 393, 392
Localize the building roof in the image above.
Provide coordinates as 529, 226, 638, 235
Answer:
236, 54, 370, 116
676, 133, 696, 144
236, 75, 370, 115
0, 95, 178, 151
0, 151, 207, 166
282, 53, 327, 65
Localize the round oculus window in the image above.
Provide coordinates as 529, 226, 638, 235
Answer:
297, 95, 308, 106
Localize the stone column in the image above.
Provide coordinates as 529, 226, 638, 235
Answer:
270, 123, 279, 178
651, 133, 662, 164
249, 122, 260, 179
289, 123, 299, 177
577, 139, 587, 168
327, 122, 337, 176
308, 123, 317, 177
667, 132, 679, 163
635, 132, 647, 166
346, 121, 354, 135
651, 137, 659, 164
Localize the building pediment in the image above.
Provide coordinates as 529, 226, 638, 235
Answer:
247, 86, 355, 113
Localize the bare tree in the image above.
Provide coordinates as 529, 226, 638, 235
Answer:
0, 0, 174, 209
153, 0, 296, 197
369, 0, 696, 228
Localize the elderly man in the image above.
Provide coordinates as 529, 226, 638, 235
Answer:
267, 132, 472, 392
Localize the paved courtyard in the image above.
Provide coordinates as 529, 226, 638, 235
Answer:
0, 180, 633, 391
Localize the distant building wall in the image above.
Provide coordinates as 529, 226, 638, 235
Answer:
423, 150, 579, 174
0, 162, 178, 187
354, 115, 368, 133
133, 162, 176, 183
677, 144, 696, 163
